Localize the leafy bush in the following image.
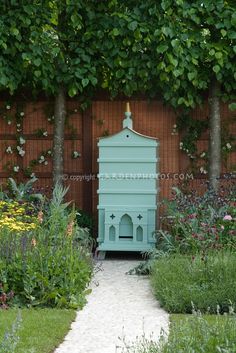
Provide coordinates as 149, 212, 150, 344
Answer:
123, 313, 236, 353
151, 252, 236, 313
0, 185, 92, 309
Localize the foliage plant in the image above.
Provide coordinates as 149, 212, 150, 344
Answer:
0, 184, 92, 309
151, 251, 236, 314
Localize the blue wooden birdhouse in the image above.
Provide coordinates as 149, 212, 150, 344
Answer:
97, 103, 159, 258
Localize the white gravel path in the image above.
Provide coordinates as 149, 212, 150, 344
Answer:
54, 260, 169, 353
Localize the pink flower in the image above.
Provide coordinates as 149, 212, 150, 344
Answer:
223, 215, 232, 221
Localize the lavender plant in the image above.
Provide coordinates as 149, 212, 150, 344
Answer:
0, 312, 21, 353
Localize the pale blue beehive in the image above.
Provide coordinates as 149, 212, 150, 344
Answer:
97, 103, 159, 255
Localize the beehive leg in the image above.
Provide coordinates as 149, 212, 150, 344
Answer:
97, 251, 106, 260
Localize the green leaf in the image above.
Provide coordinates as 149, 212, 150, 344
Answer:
177, 97, 185, 105
33, 58, 41, 67
90, 77, 98, 86
34, 70, 41, 78
209, 49, 215, 56
229, 103, 236, 111
156, 44, 168, 53
220, 29, 227, 37
187, 72, 196, 81
128, 21, 138, 31
173, 69, 181, 77
68, 87, 77, 97
111, 28, 120, 36
162, 27, 173, 37
0, 75, 7, 86
233, 46, 236, 54
116, 69, 125, 79
215, 52, 223, 59
171, 39, 178, 48
213, 65, 220, 74
82, 78, 89, 87
11, 28, 19, 36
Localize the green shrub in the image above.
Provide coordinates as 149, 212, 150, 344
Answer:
151, 252, 236, 313
0, 185, 92, 309
123, 313, 236, 353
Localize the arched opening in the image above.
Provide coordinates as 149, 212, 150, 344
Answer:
109, 225, 116, 241
136, 226, 143, 242
119, 214, 133, 240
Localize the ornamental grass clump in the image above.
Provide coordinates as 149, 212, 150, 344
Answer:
0, 184, 92, 309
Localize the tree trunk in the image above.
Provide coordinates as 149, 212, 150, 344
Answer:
208, 77, 221, 191
53, 85, 66, 187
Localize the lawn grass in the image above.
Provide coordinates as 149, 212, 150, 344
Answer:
0, 308, 76, 353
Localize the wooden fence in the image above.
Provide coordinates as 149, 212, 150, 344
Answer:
0, 97, 235, 223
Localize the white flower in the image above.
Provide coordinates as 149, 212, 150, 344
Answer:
19, 149, 25, 157
6, 105, 11, 110
72, 151, 81, 158
20, 112, 24, 117
173, 124, 177, 128
19, 137, 26, 145
43, 131, 48, 137
39, 155, 45, 163
7, 120, 11, 125
17, 123, 21, 127
13, 165, 19, 172
44, 161, 48, 165
47, 118, 51, 122
6, 146, 13, 154
226, 143, 232, 150
74, 109, 78, 113
200, 167, 207, 174
47, 150, 52, 155
200, 152, 206, 158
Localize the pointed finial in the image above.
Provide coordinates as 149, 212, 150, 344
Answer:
126, 102, 131, 113
123, 101, 133, 129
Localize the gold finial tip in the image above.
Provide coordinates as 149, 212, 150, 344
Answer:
126, 102, 131, 113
